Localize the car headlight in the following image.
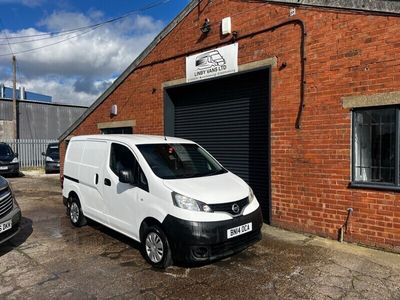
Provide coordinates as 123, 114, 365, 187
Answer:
11, 157, 18, 163
249, 187, 255, 203
46, 156, 54, 162
172, 192, 212, 212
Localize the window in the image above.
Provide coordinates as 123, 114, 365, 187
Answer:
101, 127, 133, 134
137, 143, 227, 179
109, 143, 149, 191
353, 107, 397, 187
0, 144, 14, 156
110, 143, 137, 180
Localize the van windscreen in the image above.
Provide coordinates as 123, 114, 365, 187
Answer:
0, 144, 13, 157
137, 143, 227, 179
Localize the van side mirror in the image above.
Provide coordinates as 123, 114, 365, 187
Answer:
118, 169, 134, 184
41, 152, 46, 156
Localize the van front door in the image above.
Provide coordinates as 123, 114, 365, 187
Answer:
103, 142, 141, 239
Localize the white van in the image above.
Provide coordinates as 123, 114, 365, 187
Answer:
62, 135, 263, 268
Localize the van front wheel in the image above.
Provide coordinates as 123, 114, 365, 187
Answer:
143, 225, 172, 268
69, 197, 87, 227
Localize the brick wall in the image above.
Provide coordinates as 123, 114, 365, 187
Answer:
60, 1, 400, 251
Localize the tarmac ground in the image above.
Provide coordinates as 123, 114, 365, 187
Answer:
1, 173, 400, 299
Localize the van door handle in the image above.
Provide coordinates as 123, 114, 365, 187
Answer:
104, 178, 111, 186
95, 174, 99, 185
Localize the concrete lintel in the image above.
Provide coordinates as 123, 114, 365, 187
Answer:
162, 78, 186, 89
162, 57, 277, 89
97, 120, 136, 129
342, 92, 400, 109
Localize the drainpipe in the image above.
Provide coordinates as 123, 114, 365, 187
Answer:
339, 207, 353, 242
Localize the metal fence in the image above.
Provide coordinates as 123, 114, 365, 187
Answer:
0, 139, 58, 169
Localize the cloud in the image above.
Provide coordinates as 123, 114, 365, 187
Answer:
0, 10, 164, 105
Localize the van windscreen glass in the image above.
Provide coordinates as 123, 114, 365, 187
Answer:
137, 143, 227, 179
0, 144, 13, 157
46, 145, 59, 160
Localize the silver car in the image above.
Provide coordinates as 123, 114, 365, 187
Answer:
0, 176, 21, 244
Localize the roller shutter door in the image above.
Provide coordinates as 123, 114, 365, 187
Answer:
167, 69, 270, 222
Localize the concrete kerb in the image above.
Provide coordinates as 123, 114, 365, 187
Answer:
262, 224, 400, 271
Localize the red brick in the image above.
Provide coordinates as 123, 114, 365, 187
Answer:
60, 1, 400, 252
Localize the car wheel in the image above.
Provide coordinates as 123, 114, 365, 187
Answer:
143, 225, 172, 268
69, 196, 87, 227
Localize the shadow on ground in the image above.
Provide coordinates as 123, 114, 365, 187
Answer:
0, 217, 33, 257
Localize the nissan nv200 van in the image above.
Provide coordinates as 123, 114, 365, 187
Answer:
62, 135, 262, 268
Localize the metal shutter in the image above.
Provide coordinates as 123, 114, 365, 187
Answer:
168, 69, 270, 222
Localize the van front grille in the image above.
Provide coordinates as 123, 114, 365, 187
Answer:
0, 186, 13, 219
208, 197, 249, 216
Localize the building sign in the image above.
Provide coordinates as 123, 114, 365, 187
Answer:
186, 43, 238, 83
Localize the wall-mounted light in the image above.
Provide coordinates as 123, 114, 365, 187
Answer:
111, 104, 118, 116
200, 18, 211, 34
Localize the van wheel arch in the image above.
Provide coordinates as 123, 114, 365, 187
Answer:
140, 218, 173, 268
140, 217, 163, 243
67, 191, 80, 204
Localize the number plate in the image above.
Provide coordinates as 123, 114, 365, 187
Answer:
0, 220, 12, 234
0, 166, 8, 170
227, 222, 252, 239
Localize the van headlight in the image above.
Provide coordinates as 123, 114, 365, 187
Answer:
249, 187, 255, 203
11, 157, 18, 163
172, 192, 212, 212
46, 156, 54, 162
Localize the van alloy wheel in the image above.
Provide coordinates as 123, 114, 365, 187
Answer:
68, 196, 87, 227
145, 232, 164, 263
70, 202, 80, 224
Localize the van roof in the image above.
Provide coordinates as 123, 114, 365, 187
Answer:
70, 134, 195, 145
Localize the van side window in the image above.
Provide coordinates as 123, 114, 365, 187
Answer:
110, 143, 137, 182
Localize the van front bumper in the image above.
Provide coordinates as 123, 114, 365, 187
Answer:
45, 162, 60, 173
162, 207, 263, 263
0, 163, 19, 176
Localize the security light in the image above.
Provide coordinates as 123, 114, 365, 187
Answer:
200, 18, 211, 34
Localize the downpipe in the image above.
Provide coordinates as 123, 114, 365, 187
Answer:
339, 207, 353, 242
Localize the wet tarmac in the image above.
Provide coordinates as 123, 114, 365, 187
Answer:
1, 174, 400, 299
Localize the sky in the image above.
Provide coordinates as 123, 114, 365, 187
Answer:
0, 0, 189, 106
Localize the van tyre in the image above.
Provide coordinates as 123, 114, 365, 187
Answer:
143, 225, 172, 268
69, 196, 87, 227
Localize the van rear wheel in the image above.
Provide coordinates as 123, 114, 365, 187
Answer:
69, 196, 87, 227
143, 225, 172, 268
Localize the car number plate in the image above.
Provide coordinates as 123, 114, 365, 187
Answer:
0, 166, 8, 170
227, 222, 252, 239
0, 220, 12, 234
